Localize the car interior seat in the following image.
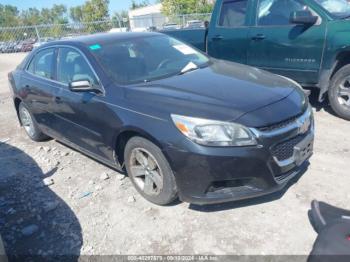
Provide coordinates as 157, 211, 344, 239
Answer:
308, 200, 350, 262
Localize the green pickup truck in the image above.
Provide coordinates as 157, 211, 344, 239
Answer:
163, 0, 350, 120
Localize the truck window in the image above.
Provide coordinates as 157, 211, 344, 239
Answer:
218, 0, 248, 27
258, 0, 307, 26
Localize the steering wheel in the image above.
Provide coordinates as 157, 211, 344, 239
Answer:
156, 59, 172, 70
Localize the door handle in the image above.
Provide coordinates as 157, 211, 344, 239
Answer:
212, 35, 224, 41
251, 34, 266, 41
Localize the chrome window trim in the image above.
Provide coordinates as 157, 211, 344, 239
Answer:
25, 44, 105, 96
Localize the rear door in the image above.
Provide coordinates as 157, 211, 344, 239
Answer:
207, 0, 255, 64
22, 47, 57, 133
247, 0, 326, 85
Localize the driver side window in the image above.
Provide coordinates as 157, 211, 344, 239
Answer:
258, 0, 307, 26
57, 47, 98, 86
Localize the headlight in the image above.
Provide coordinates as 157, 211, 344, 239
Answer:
171, 114, 257, 147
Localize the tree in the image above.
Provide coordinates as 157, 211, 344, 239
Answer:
20, 8, 42, 26
0, 4, 19, 27
50, 4, 68, 24
70, 6, 84, 22
112, 10, 130, 28
161, 0, 214, 15
40, 5, 68, 24
131, 0, 150, 10
82, 0, 110, 22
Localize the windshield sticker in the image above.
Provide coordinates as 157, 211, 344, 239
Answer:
89, 44, 101, 50
173, 44, 197, 55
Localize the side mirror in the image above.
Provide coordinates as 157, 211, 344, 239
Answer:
69, 80, 101, 94
290, 10, 318, 25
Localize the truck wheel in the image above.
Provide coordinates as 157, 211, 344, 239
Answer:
329, 65, 350, 120
124, 136, 178, 205
18, 102, 50, 142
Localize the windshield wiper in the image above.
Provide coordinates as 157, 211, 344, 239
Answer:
178, 67, 199, 75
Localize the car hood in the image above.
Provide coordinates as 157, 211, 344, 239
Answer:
123, 60, 306, 127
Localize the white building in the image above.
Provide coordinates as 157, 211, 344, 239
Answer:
128, 3, 167, 31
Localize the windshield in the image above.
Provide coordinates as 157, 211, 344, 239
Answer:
90, 35, 209, 85
315, 0, 350, 18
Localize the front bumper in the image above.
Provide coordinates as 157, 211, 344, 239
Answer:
164, 109, 314, 205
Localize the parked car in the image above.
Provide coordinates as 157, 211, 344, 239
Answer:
9, 32, 314, 205
14, 41, 25, 52
162, 23, 180, 30
21, 39, 36, 52
1, 42, 16, 53
185, 20, 204, 28
163, 0, 350, 120
33, 37, 55, 49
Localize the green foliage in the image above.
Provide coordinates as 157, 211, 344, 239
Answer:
112, 10, 130, 28
81, 0, 110, 22
70, 6, 84, 22
131, 0, 150, 10
161, 0, 214, 15
0, 4, 19, 27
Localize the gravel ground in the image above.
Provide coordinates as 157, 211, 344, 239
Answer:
0, 52, 350, 259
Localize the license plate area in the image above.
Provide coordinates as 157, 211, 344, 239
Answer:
294, 134, 314, 166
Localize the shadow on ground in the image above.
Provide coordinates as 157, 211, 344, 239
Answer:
0, 142, 82, 261
307, 88, 337, 117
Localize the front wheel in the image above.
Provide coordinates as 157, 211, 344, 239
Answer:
124, 137, 178, 205
329, 65, 350, 120
18, 102, 49, 142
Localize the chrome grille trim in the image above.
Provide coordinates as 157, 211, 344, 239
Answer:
250, 106, 313, 138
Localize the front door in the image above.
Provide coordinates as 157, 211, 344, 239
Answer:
50, 47, 114, 161
207, 0, 254, 65
247, 0, 326, 85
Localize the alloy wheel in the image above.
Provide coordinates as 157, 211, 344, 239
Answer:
19, 106, 35, 138
337, 77, 350, 109
129, 148, 163, 196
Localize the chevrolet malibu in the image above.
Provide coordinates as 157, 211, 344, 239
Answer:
8, 32, 314, 205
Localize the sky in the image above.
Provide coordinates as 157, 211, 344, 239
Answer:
0, 0, 157, 13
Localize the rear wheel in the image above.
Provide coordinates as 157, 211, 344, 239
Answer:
124, 137, 178, 205
329, 65, 350, 120
18, 102, 49, 142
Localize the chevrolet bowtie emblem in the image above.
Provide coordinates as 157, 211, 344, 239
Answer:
298, 117, 311, 134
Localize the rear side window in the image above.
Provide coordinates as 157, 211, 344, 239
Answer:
57, 47, 98, 86
258, 0, 307, 26
27, 48, 54, 79
218, 0, 248, 27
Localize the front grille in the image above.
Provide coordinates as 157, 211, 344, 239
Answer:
272, 135, 306, 161
258, 115, 300, 132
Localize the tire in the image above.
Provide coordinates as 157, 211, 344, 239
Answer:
329, 64, 350, 120
18, 102, 49, 142
124, 136, 178, 205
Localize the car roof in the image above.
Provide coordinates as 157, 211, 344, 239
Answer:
42, 32, 163, 49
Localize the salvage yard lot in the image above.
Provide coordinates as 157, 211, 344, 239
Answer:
0, 52, 350, 257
